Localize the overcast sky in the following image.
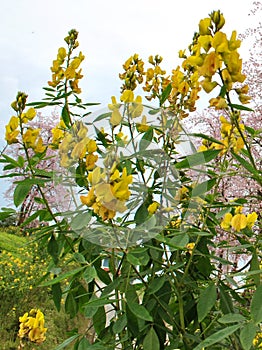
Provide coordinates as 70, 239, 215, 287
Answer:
0, 0, 257, 207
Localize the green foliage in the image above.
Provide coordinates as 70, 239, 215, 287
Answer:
1, 10, 262, 350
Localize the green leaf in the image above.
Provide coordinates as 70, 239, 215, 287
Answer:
113, 314, 127, 334
128, 301, 153, 322
52, 283, 62, 312
48, 235, 59, 264
62, 105, 71, 128
73, 252, 87, 264
170, 233, 189, 249
191, 133, 224, 146
13, 183, 31, 207
40, 266, 86, 286
93, 306, 106, 336
197, 282, 217, 322
147, 276, 166, 295
85, 296, 118, 308
160, 83, 172, 106
192, 178, 216, 197
250, 251, 260, 287
65, 292, 78, 318
127, 247, 150, 266
219, 84, 227, 98
219, 283, 234, 314
193, 324, 240, 350
240, 322, 257, 350
139, 127, 153, 151
71, 212, 92, 231
83, 265, 97, 284
77, 337, 90, 350
0, 208, 16, 221
148, 107, 160, 115
231, 151, 260, 181
143, 327, 160, 350
175, 150, 220, 169
229, 103, 253, 111
251, 285, 262, 324
54, 334, 80, 350
218, 313, 246, 324
93, 112, 111, 122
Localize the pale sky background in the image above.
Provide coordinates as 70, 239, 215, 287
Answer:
0, 0, 258, 207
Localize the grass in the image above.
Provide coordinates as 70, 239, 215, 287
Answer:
0, 228, 76, 349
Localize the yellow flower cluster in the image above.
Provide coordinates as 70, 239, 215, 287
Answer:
51, 118, 67, 148
181, 10, 249, 108
108, 91, 149, 132
253, 329, 262, 348
0, 248, 47, 292
169, 66, 201, 118
18, 309, 47, 344
23, 127, 46, 153
199, 113, 245, 154
48, 29, 84, 94
119, 54, 145, 92
80, 165, 133, 221
220, 206, 258, 232
143, 55, 170, 101
58, 121, 98, 168
5, 93, 46, 153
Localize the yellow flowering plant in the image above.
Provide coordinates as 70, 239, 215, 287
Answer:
0, 12, 261, 350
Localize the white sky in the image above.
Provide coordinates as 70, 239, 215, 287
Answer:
0, 0, 258, 206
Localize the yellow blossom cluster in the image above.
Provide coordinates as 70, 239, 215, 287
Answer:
51, 118, 67, 148
48, 29, 84, 94
108, 91, 150, 132
220, 206, 258, 232
199, 113, 245, 154
253, 329, 262, 348
58, 121, 98, 168
169, 66, 201, 118
119, 54, 145, 92
18, 308, 47, 344
0, 248, 48, 292
5, 93, 46, 153
143, 55, 170, 101
80, 165, 133, 221
181, 10, 249, 108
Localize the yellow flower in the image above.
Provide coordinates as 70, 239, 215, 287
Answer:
23, 128, 40, 148
231, 213, 247, 232
57, 47, 67, 61
130, 95, 143, 118
5, 116, 20, 144
199, 18, 211, 35
80, 187, 96, 207
186, 242, 195, 254
86, 153, 98, 170
110, 109, 122, 126
246, 212, 258, 229
221, 212, 233, 230
87, 139, 97, 153
201, 78, 218, 93
212, 32, 228, 53
18, 309, 47, 345
120, 90, 134, 103
34, 137, 46, 153
209, 96, 228, 109
199, 51, 221, 78
148, 202, 159, 214
210, 10, 225, 31
136, 115, 150, 133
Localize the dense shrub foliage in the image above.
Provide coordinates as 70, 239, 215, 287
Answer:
0, 9, 261, 350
